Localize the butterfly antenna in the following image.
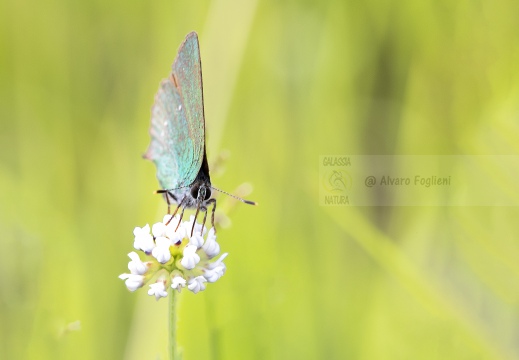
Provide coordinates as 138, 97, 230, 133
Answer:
211, 186, 258, 205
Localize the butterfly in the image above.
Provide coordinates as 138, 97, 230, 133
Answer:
144, 31, 256, 236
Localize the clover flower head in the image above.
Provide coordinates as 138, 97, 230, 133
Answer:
120, 215, 228, 299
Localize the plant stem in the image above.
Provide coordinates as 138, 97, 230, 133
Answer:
169, 288, 178, 360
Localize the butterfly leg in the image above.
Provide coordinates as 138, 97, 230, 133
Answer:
165, 194, 183, 226
173, 196, 187, 230
200, 207, 208, 236
206, 198, 217, 233
165, 192, 171, 214
190, 202, 201, 237
175, 206, 186, 232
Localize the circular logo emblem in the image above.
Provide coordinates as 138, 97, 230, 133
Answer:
322, 169, 351, 193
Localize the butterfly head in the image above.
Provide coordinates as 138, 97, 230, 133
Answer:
190, 182, 212, 203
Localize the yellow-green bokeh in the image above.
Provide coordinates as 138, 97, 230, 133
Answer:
1, 0, 519, 359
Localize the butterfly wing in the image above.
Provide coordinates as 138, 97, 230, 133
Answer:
144, 32, 206, 191
172, 31, 206, 174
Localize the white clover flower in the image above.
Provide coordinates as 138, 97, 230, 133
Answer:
133, 224, 155, 253
208, 253, 228, 270
204, 253, 228, 283
119, 273, 145, 292
187, 276, 207, 294
202, 228, 220, 258
181, 244, 200, 270
133, 224, 150, 238
203, 267, 223, 283
127, 252, 148, 275
152, 236, 171, 264
165, 226, 184, 245
189, 233, 204, 248
171, 275, 186, 292
183, 215, 206, 237
148, 279, 168, 301
161, 214, 186, 244
162, 214, 175, 225
152, 222, 167, 237
120, 215, 229, 299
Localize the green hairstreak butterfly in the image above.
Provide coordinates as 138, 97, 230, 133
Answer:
144, 31, 256, 236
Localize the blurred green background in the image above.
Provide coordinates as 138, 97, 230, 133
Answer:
2, 0, 519, 359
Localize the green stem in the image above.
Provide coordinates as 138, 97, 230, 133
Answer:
169, 288, 179, 360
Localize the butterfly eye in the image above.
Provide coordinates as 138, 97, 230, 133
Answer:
192, 186, 211, 201
190, 186, 199, 199
204, 187, 212, 200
